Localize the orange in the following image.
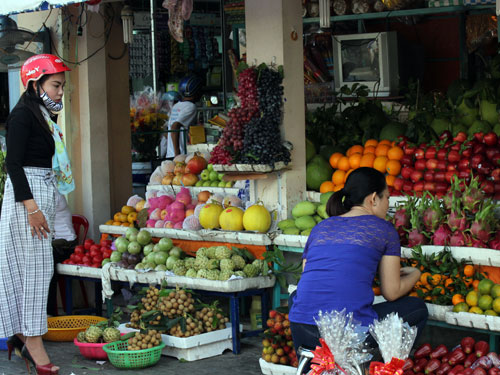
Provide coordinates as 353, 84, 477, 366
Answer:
409, 291, 418, 297
464, 265, 475, 277
386, 160, 401, 176
375, 144, 391, 157
373, 156, 388, 173
363, 146, 376, 155
372, 286, 381, 296
452, 294, 465, 305
364, 139, 378, 148
320, 181, 335, 193
112, 221, 122, 226
333, 184, 344, 192
348, 153, 362, 169
127, 212, 138, 224
360, 153, 376, 168
105, 219, 114, 225
430, 274, 442, 286
387, 146, 404, 161
329, 153, 344, 169
347, 145, 364, 156
420, 272, 431, 286
445, 278, 454, 289
345, 169, 354, 183
464, 277, 473, 287
337, 156, 350, 171
332, 170, 346, 186
386, 175, 396, 187
378, 139, 392, 146
472, 279, 480, 291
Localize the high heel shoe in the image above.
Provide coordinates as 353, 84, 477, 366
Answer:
6, 335, 24, 360
21, 346, 59, 375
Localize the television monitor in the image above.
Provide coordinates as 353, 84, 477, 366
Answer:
332, 31, 399, 97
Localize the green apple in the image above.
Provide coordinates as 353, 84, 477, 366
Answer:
203, 181, 211, 187
225, 181, 233, 188
209, 171, 218, 181
218, 173, 224, 181
210, 181, 219, 187
200, 169, 210, 181
195, 180, 204, 187
218, 181, 226, 188
207, 163, 214, 171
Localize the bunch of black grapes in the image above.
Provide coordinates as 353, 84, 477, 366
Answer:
238, 67, 291, 166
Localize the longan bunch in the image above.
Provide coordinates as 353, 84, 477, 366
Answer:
127, 330, 162, 351
195, 307, 229, 333
157, 289, 195, 319
129, 286, 160, 329
168, 316, 204, 338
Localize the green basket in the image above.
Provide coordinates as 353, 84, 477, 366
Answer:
102, 340, 165, 369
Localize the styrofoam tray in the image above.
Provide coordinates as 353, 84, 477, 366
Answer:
146, 184, 241, 196
259, 358, 297, 375
56, 264, 103, 279
272, 234, 308, 248
374, 296, 450, 321
445, 311, 500, 331
119, 323, 240, 361
212, 162, 290, 173
99, 225, 272, 245
401, 246, 500, 267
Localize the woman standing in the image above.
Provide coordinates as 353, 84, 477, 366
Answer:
289, 167, 427, 355
0, 54, 72, 375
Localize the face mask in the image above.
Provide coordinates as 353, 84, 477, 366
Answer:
40, 91, 63, 112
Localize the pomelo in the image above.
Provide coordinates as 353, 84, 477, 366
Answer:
219, 207, 244, 231
243, 204, 271, 233
199, 203, 224, 229
306, 155, 333, 191
379, 122, 407, 142
306, 139, 316, 163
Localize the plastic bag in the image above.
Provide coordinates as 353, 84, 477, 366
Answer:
149, 167, 164, 185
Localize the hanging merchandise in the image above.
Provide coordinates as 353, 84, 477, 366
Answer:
162, 0, 194, 43
129, 33, 152, 79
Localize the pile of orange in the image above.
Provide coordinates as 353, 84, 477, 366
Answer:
104, 205, 137, 227
319, 139, 404, 193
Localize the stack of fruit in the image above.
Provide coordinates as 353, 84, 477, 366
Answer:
62, 238, 113, 268
261, 310, 298, 367
277, 192, 332, 236
393, 176, 500, 249
403, 338, 500, 375
168, 245, 268, 280
452, 277, 500, 316
77, 313, 123, 344
105, 203, 143, 228
196, 164, 233, 188
126, 286, 230, 338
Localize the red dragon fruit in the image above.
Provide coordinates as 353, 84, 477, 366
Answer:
407, 229, 428, 247
470, 238, 487, 248
432, 224, 451, 246
405, 199, 429, 247
462, 177, 485, 213
422, 195, 444, 232
469, 203, 495, 243
443, 177, 462, 211
448, 210, 468, 232
394, 208, 409, 229
449, 231, 467, 247
488, 239, 500, 250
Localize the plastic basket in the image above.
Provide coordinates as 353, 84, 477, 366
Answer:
103, 340, 165, 369
43, 316, 107, 342
0, 337, 7, 351
74, 338, 108, 360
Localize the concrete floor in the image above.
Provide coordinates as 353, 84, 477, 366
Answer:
0, 336, 263, 375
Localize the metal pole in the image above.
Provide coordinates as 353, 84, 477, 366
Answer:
150, 0, 157, 92
220, 0, 227, 110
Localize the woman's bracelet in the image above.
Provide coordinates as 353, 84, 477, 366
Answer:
27, 209, 41, 215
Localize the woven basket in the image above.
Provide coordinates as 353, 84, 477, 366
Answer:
103, 340, 164, 369
43, 316, 107, 342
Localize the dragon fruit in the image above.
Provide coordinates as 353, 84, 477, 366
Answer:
443, 177, 461, 211
449, 231, 467, 247
470, 203, 495, 243
393, 208, 409, 229
462, 177, 484, 213
432, 224, 451, 246
448, 210, 468, 232
405, 199, 428, 247
407, 229, 428, 247
470, 238, 487, 248
488, 239, 500, 250
422, 195, 444, 232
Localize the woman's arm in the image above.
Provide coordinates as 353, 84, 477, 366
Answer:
379, 255, 420, 301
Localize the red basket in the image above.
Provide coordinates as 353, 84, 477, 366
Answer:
74, 338, 108, 360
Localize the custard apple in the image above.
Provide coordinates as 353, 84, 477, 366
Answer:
197, 269, 209, 279
234, 271, 246, 278
220, 258, 235, 272
184, 257, 196, 269
173, 264, 187, 276
194, 255, 209, 270
219, 270, 234, 281
231, 255, 246, 270
243, 264, 258, 278
207, 269, 220, 280
252, 259, 264, 275
102, 327, 121, 343
215, 246, 232, 260
185, 268, 197, 278
85, 326, 103, 343
196, 247, 208, 258
206, 259, 220, 270
77, 331, 87, 343
205, 247, 216, 259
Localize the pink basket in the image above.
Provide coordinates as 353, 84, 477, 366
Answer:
74, 333, 127, 360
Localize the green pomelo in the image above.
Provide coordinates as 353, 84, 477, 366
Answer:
480, 99, 499, 125
494, 123, 500, 137
295, 215, 316, 231
457, 98, 478, 126
278, 219, 296, 230
292, 201, 316, 218
283, 227, 300, 235
430, 117, 451, 136
452, 123, 468, 136
306, 155, 333, 191
379, 122, 407, 141
305, 138, 316, 163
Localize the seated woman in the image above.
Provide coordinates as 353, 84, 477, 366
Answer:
289, 167, 428, 356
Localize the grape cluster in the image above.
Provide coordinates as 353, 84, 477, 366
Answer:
238, 67, 291, 166
210, 69, 259, 165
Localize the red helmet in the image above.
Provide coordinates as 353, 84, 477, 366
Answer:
20, 54, 71, 88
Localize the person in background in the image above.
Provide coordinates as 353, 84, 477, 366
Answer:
47, 191, 77, 317
165, 75, 203, 158
289, 167, 427, 369
0, 54, 73, 375
159, 90, 182, 158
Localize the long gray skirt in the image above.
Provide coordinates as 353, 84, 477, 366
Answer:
0, 167, 57, 337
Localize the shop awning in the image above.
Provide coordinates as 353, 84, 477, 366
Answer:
0, 0, 86, 16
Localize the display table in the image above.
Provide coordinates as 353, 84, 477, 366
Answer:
56, 263, 275, 354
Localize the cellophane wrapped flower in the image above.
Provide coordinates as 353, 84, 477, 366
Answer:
314, 309, 372, 375
130, 87, 170, 161
368, 313, 417, 363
